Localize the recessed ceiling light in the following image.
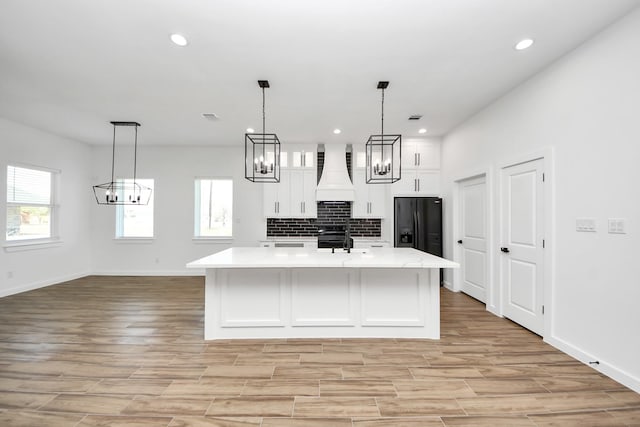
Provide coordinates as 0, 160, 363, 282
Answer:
170, 33, 188, 47
333, 129, 341, 134
246, 128, 255, 133
418, 128, 427, 134
515, 38, 534, 51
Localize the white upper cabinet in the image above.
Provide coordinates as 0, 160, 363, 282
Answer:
291, 150, 314, 168
289, 169, 317, 218
392, 170, 441, 196
352, 164, 387, 218
393, 139, 441, 196
401, 139, 440, 170
264, 145, 317, 218
263, 169, 291, 217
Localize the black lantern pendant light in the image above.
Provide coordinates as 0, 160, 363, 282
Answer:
245, 80, 281, 183
92, 121, 152, 205
365, 81, 401, 184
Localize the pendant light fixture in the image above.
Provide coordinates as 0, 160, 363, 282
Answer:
245, 80, 281, 183
365, 81, 401, 184
92, 121, 152, 205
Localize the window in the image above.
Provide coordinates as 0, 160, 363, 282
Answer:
194, 178, 232, 238
115, 179, 154, 238
6, 165, 57, 242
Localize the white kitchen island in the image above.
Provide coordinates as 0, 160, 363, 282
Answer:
187, 247, 458, 340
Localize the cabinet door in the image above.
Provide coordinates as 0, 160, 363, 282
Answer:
263, 173, 291, 217
263, 182, 279, 217
392, 171, 418, 195
368, 182, 387, 218
278, 170, 291, 216
289, 169, 305, 217
415, 171, 440, 195
352, 169, 369, 218
401, 140, 418, 170
302, 169, 317, 217
415, 140, 440, 170
291, 150, 315, 168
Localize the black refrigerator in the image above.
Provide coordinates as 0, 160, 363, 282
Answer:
394, 196, 443, 258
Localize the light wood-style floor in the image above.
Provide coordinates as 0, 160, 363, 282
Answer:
0, 276, 638, 426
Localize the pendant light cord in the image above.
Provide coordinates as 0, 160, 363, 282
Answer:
381, 88, 385, 135
133, 124, 138, 186
262, 86, 266, 158
262, 87, 266, 136
110, 125, 116, 186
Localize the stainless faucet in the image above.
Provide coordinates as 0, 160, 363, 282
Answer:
343, 220, 351, 253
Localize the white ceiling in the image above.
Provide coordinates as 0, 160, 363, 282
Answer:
1, 0, 638, 146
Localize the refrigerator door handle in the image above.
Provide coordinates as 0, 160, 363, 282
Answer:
412, 211, 418, 248
416, 211, 420, 247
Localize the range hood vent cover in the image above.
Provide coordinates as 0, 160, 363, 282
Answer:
316, 144, 355, 202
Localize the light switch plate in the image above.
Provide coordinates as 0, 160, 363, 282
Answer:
608, 218, 626, 234
576, 218, 596, 232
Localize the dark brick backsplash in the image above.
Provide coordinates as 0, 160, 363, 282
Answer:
267, 149, 380, 238
267, 202, 381, 238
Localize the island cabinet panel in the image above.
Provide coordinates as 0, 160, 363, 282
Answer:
360, 269, 424, 326
291, 269, 357, 326
191, 247, 457, 340
218, 269, 286, 327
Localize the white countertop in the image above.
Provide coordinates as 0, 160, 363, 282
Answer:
187, 247, 459, 269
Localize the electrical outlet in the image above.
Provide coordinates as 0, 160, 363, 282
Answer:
576, 218, 596, 232
7, 271, 13, 279
608, 218, 626, 234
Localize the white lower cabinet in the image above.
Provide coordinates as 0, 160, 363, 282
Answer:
352, 169, 387, 218
353, 240, 390, 249
259, 240, 317, 248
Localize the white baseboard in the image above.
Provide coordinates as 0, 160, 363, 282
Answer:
545, 335, 640, 394
0, 271, 90, 298
486, 304, 501, 317
90, 270, 204, 277
443, 280, 456, 291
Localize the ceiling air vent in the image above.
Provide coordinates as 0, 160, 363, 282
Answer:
408, 115, 422, 121
202, 113, 220, 121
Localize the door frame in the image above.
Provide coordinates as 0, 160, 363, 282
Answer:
451, 167, 497, 314
498, 147, 555, 338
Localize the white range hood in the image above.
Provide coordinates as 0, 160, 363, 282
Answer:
316, 144, 355, 202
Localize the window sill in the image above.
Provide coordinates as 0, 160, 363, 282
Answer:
3, 238, 63, 252
192, 237, 234, 244
113, 237, 155, 244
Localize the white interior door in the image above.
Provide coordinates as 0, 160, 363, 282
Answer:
501, 158, 545, 335
458, 175, 487, 303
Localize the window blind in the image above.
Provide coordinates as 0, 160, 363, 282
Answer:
7, 166, 51, 204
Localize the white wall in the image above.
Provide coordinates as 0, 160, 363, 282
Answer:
0, 118, 93, 296
441, 9, 640, 390
90, 145, 264, 275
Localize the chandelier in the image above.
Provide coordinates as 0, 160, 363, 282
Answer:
365, 81, 401, 184
245, 80, 281, 183
92, 121, 152, 205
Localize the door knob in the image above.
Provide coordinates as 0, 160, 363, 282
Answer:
457, 240, 463, 244
500, 247, 510, 253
